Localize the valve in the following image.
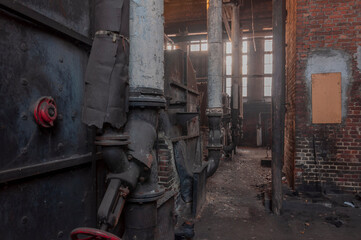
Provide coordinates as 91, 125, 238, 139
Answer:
33, 97, 57, 128
70, 228, 121, 240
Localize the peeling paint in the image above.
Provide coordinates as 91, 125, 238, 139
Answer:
305, 49, 352, 121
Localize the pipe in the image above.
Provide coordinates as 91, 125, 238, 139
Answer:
129, 0, 164, 92
206, 0, 223, 177
207, 0, 223, 109
123, 0, 165, 239
224, 3, 241, 155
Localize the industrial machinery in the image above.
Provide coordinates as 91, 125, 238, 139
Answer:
0, 0, 227, 239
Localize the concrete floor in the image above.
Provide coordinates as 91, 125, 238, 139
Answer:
194, 147, 361, 240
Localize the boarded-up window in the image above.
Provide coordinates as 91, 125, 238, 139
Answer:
312, 73, 342, 124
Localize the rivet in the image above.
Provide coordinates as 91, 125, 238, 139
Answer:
21, 78, 28, 86
57, 231, 64, 238
57, 143, 64, 151
21, 216, 28, 224
20, 43, 27, 51
21, 112, 28, 120
20, 147, 27, 155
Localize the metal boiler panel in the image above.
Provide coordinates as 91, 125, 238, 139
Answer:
0, 1, 101, 239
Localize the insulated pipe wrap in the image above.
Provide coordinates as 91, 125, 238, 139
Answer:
129, 0, 164, 91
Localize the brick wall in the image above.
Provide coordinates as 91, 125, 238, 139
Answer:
283, 0, 297, 188
294, 0, 361, 193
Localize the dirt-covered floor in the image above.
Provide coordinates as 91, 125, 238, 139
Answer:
194, 147, 361, 240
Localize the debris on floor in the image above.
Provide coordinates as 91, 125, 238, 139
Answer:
194, 147, 361, 240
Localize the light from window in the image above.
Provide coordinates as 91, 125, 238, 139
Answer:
226, 42, 232, 54
166, 43, 175, 50
242, 55, 248, 75
226, 56, 232, 75
190, 44, 200, 51
226, 77, 232, 96
264, 53, 273, 74
242, 41, 248, 54
190, 40, 208, 52
265, 39, 272, 52
242, 77, 247, 97
264, 77, 272, 96
201, 43, 208, 51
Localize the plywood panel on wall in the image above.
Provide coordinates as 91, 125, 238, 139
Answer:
312, 73, 342, 124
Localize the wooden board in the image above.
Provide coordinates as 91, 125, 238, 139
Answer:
312, 73, 342, 124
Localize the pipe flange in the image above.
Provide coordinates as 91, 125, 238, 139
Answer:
129, 88, 166, 108
95, 134, 130, 146
127, 188, 165, 203
206, 108, 223, 117
207, 145, 223, 150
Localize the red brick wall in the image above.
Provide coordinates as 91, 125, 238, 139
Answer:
294, 0, 361, 193
284, 0, 297, 188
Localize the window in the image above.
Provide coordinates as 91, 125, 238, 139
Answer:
242, 40, 248, 97
166, 43, 175, 50
226, 77, 232, 96
242, 77, 248, 97
264, 39, 273, 96
264, 77, 272, 97
190, 40, 208, 52
224, 40, 248, 97
224, 42, 232, 96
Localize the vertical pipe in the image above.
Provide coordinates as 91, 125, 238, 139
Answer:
231, 4, 240, 149
272, 0, 286, 215
124, 1, 165, 239
129, 0, 164, 91
231, 4, 240, 111
206, 0, 223, 177
207, 0, 223, 109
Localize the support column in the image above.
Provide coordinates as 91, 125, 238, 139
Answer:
272, 0, 286, 215
206, 0, 223, 177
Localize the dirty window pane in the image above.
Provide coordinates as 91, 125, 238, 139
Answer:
190, 44, 200, 51
226, 42, 232, 54
264, 54, 273, 74
264, 77, 272, 96
242, 77, 247, 97
201, 43, 208, 51
242, 55, 248, 75
242, 41, 248, 53
265, 39, 272, 52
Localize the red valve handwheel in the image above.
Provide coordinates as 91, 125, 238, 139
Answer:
33, 96, 57, 128
71, 227, 121, 240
